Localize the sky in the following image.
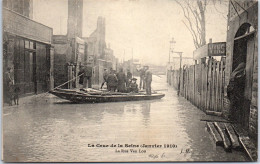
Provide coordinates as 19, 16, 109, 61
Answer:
33, 0, 229, 65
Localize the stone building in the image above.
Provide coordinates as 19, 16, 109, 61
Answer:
52, 0, 87, 88
104, 45, 117, 70
3, 0, 53, 99
224, 0, 258, 139
83, 17, 118, 86
3, 0, 33, 19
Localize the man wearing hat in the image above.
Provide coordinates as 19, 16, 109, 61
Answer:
126, 69, 132, 87
129, 78, 138, 93
116, 68, 126, 92
101, 68, 109, 89
83, 63, 93, 88
107, 70, 118, 92
144, 65, 152, 95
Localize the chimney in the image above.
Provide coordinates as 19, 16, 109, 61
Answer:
67, 0, 83, 39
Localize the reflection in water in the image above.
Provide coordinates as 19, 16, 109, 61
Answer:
141, 102, 151, 127
3, 76, 248, 162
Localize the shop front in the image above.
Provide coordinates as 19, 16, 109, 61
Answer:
3, 8, 53, 97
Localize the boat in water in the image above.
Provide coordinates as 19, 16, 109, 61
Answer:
49, 88, 165, 103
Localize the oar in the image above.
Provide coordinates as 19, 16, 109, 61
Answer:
53, 73, 85, 90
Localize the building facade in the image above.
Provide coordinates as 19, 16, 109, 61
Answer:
224, 0, 258, 139
83, 17, 118, 86
52, 0, 87, 88
3, 0, 33, 19
3, 5, 53, 98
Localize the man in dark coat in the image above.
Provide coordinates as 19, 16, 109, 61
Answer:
101, 68, 109, 89
126, 69, 132, 87
83, 64, 93, 88
107, 70, 118, 92
116, 68, 126, 92
144, 66, 152, 95
139, 66, 146, 90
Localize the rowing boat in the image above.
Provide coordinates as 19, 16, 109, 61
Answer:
49, 88, 165, 103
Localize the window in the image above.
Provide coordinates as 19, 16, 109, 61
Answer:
25, 40, 29, 49
25, 40, 35, 50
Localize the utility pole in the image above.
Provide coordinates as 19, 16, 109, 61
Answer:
132, 48, 134, 76
123, 49, 125, 62
168, 37, 176, 63
60, 16, 62, 34
169, 38, 183, 96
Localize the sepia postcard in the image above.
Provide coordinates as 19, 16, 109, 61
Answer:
2, 0, 258, 162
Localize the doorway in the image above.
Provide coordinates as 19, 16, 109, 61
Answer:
14, 38, 37, 95
232, 23, 255, 128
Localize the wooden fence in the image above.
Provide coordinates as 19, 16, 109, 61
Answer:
168, 58, 225, 115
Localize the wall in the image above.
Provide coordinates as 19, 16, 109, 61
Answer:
225, 1, 258, 138
52, 40, 72, 87
3, 0, 33, 19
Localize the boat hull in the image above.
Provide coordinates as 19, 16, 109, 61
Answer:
49, 90, 165, 103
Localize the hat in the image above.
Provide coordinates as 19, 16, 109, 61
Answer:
132, 78, 137, 81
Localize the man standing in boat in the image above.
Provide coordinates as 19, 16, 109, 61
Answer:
107, 70, 118, 92
83, 63, 93, 88
116, 68, 126, 92
101, 68, 109, 89
144, 66, 152, 95
139, 66, 146, 90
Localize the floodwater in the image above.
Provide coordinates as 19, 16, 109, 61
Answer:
3, 75, 248, 162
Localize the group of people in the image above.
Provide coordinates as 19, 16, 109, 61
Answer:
101, 66, 152, 95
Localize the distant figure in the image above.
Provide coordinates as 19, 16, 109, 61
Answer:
139, 66, 146, 90
227, 62, 246, 121
101, 68, 109, 89
116, 68, 126, 92
83, 64, 93, 88
126, 69, 132, 87
4, 67, 14, 105
107, 70, 118, 92
144, 66, 152, 95
129, 78, 139, 93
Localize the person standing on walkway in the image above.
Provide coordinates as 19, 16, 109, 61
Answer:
83, 64, 93, 88
116, 68, 126, 92
107, 70, 118, 92
126, 69, 132, 87
4, 67, 14, 105
101, 68, 109, 89
144, 66, 152, 95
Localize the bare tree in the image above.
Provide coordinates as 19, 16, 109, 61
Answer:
176, 0, 207, 49
176, 0, 228, 49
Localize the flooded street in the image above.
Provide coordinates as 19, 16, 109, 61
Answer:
3, 75, 248, 162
